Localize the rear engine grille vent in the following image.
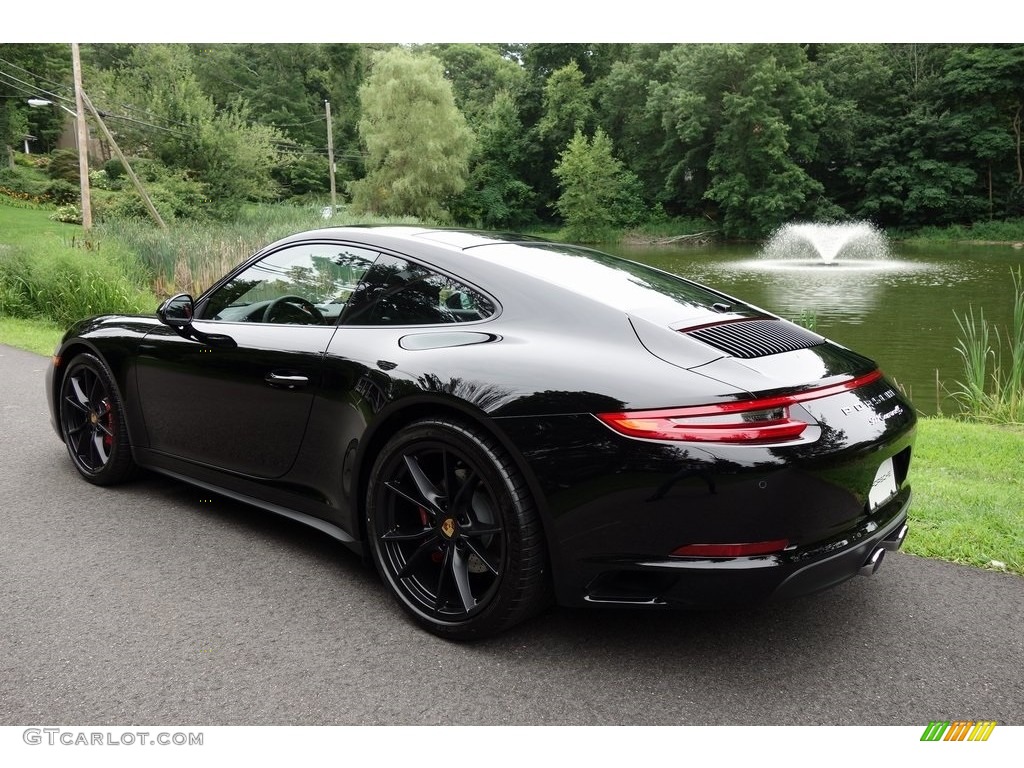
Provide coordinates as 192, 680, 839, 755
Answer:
685, 320, 825, 359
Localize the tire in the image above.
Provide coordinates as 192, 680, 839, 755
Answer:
366, 418, 549, 639
58, 353, 135, 486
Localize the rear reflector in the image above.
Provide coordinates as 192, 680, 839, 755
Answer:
672, 540, 789, 558
596, 370, 883, 444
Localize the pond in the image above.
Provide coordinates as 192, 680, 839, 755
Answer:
604, 236, 1023, 416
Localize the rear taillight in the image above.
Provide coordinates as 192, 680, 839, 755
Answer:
596, 370, 882, 444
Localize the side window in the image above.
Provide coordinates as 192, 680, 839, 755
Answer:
200, 244, 378, 325
342, 254, 496, 326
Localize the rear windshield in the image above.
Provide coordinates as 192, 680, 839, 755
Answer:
470, 242, 750, 320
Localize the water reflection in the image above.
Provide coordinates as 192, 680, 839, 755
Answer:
718, 258, 941, 322
606, 241, 1021, 415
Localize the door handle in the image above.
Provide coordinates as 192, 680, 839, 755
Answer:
265, 372, 309, 390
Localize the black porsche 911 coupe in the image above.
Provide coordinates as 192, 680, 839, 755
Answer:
46, 226, 915, 638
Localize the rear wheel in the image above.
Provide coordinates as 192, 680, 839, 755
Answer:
366, 419, 549, 639
59, 353, 135, 485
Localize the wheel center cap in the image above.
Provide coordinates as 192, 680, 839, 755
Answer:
440, 518, 457, 539
89, 412, 99, 425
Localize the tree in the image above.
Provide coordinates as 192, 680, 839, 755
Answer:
0, 43, 71, 155
553, 128, 645, 242
593, 45, 673, 207
647, 44, 828, 237
350, 48, 474, 221
537, 61, 594, 151
187, 43, 367, 197
453, 90, 535, 229
941, 44, 1024, 218
85, 44, 283, 219
422, 44, 525, 129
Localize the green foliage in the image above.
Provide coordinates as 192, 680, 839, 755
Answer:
4, 42, 1019, 237
49, 204, 81, 224
646, 45, 828, 238
103, 202, 422, 297
95, 158, 211, 222
273, 153, 330, 198
454, 91, 536, 229
350, 47, 474, 221
87, 44, 284, 219
0, 104, 30, 155
45, 179, 78, 205
423, 44, 526, 128
47, 149, 81, 183
0, 241, 155, 326
538, 61, 594, 151
951, 268, 1024, 424
0, 44, 71, 153
89, 169, 114, 190
553, 128, 646, 242
0, 161, 51, 199
794, 310, 817, 331
103, 158, 125, 180
902, 218, 1024, 242
593, 45, 672, 207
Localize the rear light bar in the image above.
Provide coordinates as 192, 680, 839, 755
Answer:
596, 369, 883, 444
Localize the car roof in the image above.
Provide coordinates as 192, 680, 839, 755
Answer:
266, 226, 737, 329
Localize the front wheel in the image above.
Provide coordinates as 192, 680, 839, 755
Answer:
58, 353, 135, 485
366, 419, 549, 639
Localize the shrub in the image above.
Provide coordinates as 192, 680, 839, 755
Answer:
49, 204, 82, 224
0, 164, 53, 199
0, 242, 156, 326
96, 159, 212, 223
45, 179, 79, 205
104, 158, 125, 181
47, 149, 81, 183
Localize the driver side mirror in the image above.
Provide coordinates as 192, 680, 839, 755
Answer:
157, 294, 195, 329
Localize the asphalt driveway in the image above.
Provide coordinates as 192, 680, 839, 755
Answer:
1, 343, 1021, 725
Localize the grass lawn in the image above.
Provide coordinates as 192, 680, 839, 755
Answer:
0, 316, 63, 356
0, 202, 83, 248
908, 418, 1023, 574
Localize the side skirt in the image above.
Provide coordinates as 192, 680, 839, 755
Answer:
140, 462, 361, 553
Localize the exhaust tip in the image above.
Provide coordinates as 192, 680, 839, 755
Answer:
880, 523, 909, 552
858, 547, 886, 577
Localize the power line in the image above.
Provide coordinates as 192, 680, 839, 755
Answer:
0, 55, 73, 96
0, 67, 75, 109
0, 68, 190, 141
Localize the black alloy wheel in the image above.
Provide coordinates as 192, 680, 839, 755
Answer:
59, 353, 135, 485
367, 419, 549, 639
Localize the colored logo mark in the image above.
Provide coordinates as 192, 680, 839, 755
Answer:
920, 721, 997, 742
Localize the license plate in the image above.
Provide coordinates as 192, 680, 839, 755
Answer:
869, 457, 898, 510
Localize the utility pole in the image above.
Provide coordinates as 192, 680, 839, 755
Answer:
81, 91, 166, 230
71, 43, 92, 230
325, 100, 337, 215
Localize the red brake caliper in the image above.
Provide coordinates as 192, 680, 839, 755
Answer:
422, 506, 445, 563
100, 398, 114, 448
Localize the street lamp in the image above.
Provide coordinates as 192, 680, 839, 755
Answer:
27, 99, 78, 149
28, 98, 76, 117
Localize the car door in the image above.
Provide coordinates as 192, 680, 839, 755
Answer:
134, 242, 378, 479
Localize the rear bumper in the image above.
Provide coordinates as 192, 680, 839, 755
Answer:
575, 489, 911, 608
